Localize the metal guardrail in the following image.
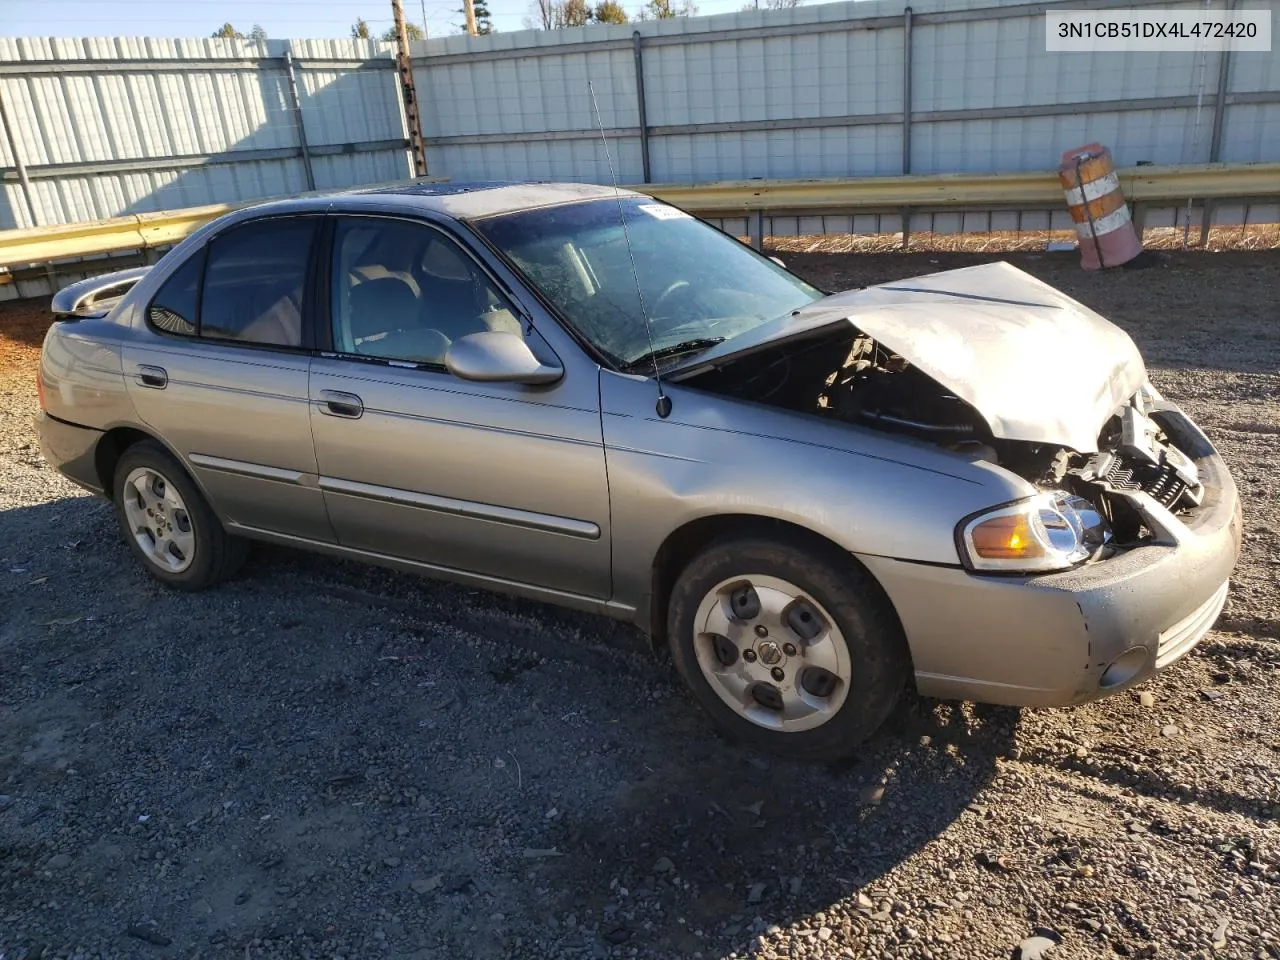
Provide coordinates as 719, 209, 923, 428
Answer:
1, 163, 1278, 270
656, 163, 1280, 215
0, 203, 238, 269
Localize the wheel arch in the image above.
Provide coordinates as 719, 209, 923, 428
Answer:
94, 425, 193, 501
647, 513, 907, 656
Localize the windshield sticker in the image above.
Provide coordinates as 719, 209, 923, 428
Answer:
636, 204, 691, 220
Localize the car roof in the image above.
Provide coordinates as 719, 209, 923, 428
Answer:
236, 180, 644, 223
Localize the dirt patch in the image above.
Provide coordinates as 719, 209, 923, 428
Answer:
769, 224, 1280, 255
0, 297, 47, 385
2, 251, 1279, 960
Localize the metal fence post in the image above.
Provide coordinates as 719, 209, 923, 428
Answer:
633, 31, 652, 184
902, 6, 914, 177
283, 49, 316, 192
1208, 0, 1237, 164
1202, 0, 1238, 246
0, 87, 39, 227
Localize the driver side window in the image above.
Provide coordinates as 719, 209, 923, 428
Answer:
330, 217, 520, 366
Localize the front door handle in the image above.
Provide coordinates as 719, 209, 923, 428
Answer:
135, 364, 168, 388
317, 389, 363, 419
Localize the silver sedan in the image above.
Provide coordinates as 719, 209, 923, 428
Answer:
36, 182, 1242, 759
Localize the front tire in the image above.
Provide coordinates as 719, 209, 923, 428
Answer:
667, 535, 909, 761
112, 440, 248, 591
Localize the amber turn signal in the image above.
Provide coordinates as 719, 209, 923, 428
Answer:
968, 513, 1047, 560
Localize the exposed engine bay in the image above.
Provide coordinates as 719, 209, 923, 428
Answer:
685, 327, 1205, 547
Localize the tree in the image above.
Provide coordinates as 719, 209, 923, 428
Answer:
562, 0, 592, 26
531, 0, 628, 27
593, 0, 629, 22
351, 17, 371, 38
248, 24, 268, 40
636, 0, 695, 19
381, 22, 425, 41
211, 22, 244, 39
532, 0, 556, 29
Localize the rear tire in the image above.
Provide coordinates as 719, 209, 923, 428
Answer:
111, 440, 248, 591
667, 535, 909, 761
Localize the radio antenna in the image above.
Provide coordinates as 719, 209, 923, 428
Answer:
588, 80, 671, 419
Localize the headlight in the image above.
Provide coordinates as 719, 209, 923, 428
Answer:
958, 491, 1111, 573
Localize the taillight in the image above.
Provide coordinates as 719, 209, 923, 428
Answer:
36, 371, 46, 411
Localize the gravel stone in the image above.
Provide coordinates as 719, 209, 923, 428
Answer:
411, 876, 442, 894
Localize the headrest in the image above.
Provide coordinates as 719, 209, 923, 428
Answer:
348, 276, 419, 341
420, 237, 473, 283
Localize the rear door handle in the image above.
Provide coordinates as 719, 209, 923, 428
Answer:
135, 364, 167, 389
317, 389, 363, 419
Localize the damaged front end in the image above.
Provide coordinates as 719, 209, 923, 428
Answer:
667, 262, 1214, 572
680, 323, 1204, 567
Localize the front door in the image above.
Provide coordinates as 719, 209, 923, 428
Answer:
307, 214, 611, 599
122, 215, 333, 543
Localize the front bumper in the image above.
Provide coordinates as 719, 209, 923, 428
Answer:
861, 408, 1242, 708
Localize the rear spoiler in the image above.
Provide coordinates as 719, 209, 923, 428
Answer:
50, 265, 151, 320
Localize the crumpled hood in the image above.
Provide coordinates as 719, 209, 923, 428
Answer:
671, 261, 1145, 453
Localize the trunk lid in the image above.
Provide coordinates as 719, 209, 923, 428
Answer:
668, 261, 1145, 453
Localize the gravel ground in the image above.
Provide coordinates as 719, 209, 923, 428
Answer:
1, 249, 1277, 960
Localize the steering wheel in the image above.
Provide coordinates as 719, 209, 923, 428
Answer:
650, 280, 692, 318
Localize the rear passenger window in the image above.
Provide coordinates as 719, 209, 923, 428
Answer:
199, 219, 317, 348
147, 250, 203, 336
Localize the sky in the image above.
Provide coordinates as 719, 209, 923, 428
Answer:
0, 0, 759, 42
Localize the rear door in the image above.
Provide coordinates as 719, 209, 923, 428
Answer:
122, 216, 334, 542
307, 214, 611, 599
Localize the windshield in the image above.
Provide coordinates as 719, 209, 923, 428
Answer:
471, 198, 823, 368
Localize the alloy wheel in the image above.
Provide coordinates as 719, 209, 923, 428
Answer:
691, 574, 851, 732
121, 466, 196, 574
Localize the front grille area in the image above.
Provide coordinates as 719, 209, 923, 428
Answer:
1156, 581, 1229, 669
1081, 451, 1189, 509
1144, 464, 1189, 508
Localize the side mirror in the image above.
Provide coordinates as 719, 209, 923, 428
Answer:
445, 330, 563, 385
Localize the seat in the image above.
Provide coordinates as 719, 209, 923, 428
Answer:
347, 275, 449, 363
418, 237, 488, 341
207, 281, 302, 347
238, 287, 302, 346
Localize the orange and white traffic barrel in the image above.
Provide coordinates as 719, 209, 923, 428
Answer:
1058, 144, 1143, 270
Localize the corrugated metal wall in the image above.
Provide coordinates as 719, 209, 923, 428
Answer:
1, 0, 1276, 242
0, 36, 411, 230
413, 0, 1280, 184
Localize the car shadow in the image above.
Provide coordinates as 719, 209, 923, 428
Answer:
241, 540, 1019, 956
1, 490, 1015, 956
2, 491, 1271, 956
526, 696, 1017, 956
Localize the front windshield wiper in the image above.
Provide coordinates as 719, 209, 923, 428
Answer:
619, 337, 725, 373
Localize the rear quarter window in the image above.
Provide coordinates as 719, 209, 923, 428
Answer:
146, 250, 203, 336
